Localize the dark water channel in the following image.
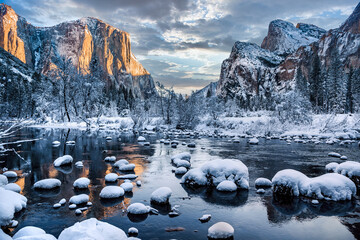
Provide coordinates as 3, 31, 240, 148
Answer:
1, 127, 360, 240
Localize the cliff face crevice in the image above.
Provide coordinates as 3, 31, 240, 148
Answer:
0, 4, 156, 99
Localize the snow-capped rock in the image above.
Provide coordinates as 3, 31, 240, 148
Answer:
216, 180, 238, 192
127, 203, 150, 214
150, 187, 172, 204
13, 226, 56, 240
69, 194, 89, 205
3, 171, 17, 178
4, 183, 21, 193
208, 222, 234, 239
33, 178, 61, 189
100, 186, 124, 198
54, 155, 73, 167
73, 177, 90, 189
105, 173, 119, 182
58, 218, 128, 240
255, 178, 272, 188
0, 188, 27, 226
120, 182, 133, 192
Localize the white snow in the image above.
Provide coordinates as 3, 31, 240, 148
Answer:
53, 203, 61, 208
216, 180, 238, 192
34, 178, 61, 189
150, 187, 172, 204
4, 183, 21, 193
334, 161, 360, 178
256, 188, 266, 194
75, 161, 84, 168
0, 229, 12, 240
137, 136, 146, 142
119, 164, 136, 171
0, 174, 8, 186
104, 156, 116, 162
13, 226, 56, 240
255, 178, 272, 188
175, 167, 188, 175
0, 188, 27, 226
3, 171, 17, 178
118, 174, 138, 180
100, 186, 125, 198
208, 222, 234, 239
249, 137, 259, 144
181, 159, 249, 189
127, 203, 150, 214
105, 173, 119, 182
52, 141, 60, 146
328, 152, 341, 158
199, 214, 211, 222
325, 162, 339, 172
69, 204, 76, 209
73, 177, 90, 189
58, 218, 128, 240
128, 227, 138, 236
54, 155, 73, 167
120, 182, 133, 192
59, 198, 66, 205
172, 159, 191, 168
69, 194, 89, 205
272, 169, 356, 201
171, 152, 191, 161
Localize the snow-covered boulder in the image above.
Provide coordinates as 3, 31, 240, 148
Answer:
0, 229, 11, 240
100, 186, 125, 199
272, 169, 357, 201
4, 183, 21, 193
181, 159, 249, 189
119, 164, 136, 171
172, 159, 191, 168
187, 142, 196, 148
3, 171, 17, 178
255, 178, 272, 188
325, 162, 339, 172
249, 138, 259, 145
118, 174, 138, 180
306, 173, 356, 201
58, 218, 128, 240
34, 178, 61, 189
13, 226, 56, 240
150, 187, 172, 204
335, 161, 360, 178
52, 141, 61, 147
120, 182, 133, 192
137, 136, 146, 142
328, 152, 341, 158
208, 222, 234, 239
171, 152, 191, 162
104, 156, 116, 162
75, 161, 84, 168
69, 194, 89, 205
216, 180, 237, 192
73, 177, 90, 189
54, 155, 73, 167
0, 174, 8, 186
127, 203, 150, 214
272, 169, 308, 196
128, 227, 138, 237
114, 159, 129, 167
175, 167, 188, 175
105, 173, 119, 182
0, 188, 27, 226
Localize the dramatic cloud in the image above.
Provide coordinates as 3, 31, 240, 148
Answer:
4, 0, 358, 94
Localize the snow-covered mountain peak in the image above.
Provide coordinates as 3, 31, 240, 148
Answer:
340, 2, 360, 34
261, 19, 325, 57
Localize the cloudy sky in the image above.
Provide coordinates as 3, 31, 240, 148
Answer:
4, 0, 358, 94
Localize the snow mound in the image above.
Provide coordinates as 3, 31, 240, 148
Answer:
171, 152, 191, 161
58, 218, 127, 240
175, 167, 188, 175
272, 169, 356, 200
216, 180, 237, 192
54, 155, 73, 167
120, 182, 133, 192
100, 186, 125, 198
150, 187, 172, 204
325, 162, 339, 172
0, 229, 11, 240
328, 152, 341, 158
104, 156, 116, 162
0, 174, 8, 186
255, 178, 272, 188
0, 188, 27, 226
34, 178, 61, 189
118, 174, 138, 180
13, 226, 56, 240
181, 159, 249, 189
3, 171, 17, 178
249, 138, 259, 144
208, 222, 234, 239
105, 173, 119, 182
119, 164, 136, 171
172, 159, 191, 168
73, 177, 90, 189
335, 161, 360, 178
306, 173, 355, 201
4, 183, 21, 193
137, 136, 146, 142
127, 203, 150, 214
69, 194, 89, 205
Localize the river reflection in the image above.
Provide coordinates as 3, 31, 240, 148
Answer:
1, 127, 360, 240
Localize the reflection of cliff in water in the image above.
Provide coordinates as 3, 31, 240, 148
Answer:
263, 194, 356, 225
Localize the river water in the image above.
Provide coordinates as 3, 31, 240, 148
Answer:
1, 127, 360, 240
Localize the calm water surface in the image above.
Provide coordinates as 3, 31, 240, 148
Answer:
1, 128, 360, 240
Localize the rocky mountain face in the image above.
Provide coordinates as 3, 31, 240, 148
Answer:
0, 4, 156, 99
215, 2, 360, 110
